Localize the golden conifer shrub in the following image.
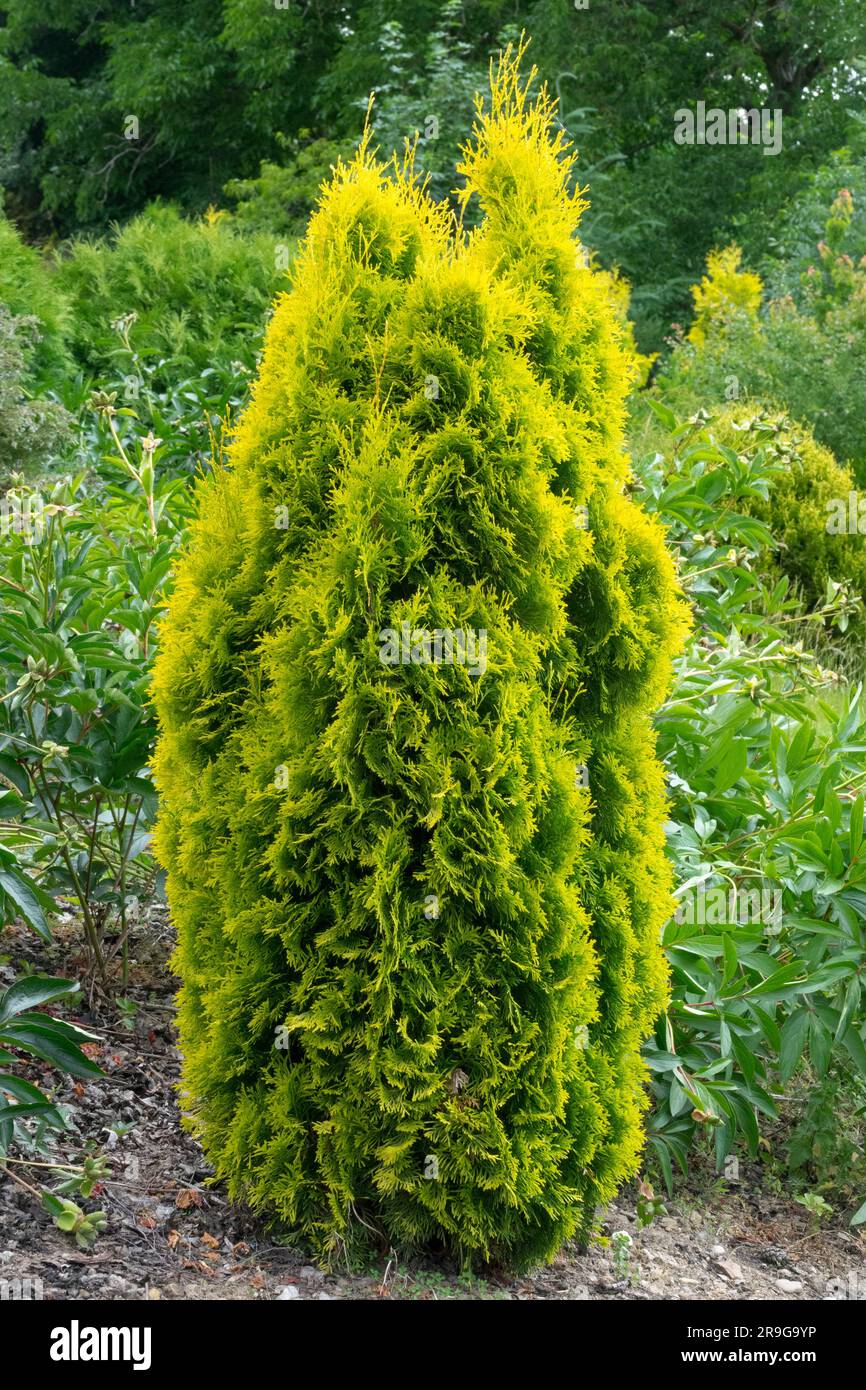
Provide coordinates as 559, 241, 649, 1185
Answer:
687, 245, 763, 346
152, 48, 688, 1268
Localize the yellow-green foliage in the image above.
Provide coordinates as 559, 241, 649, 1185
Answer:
458, 52, 689, 1212
688, 245, 763, 346
710, 405, 866, 620
54, 203, 282, 380
152, 47, 688, 1269
601, 265, 657, 388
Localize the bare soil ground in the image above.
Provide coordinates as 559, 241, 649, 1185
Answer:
2, 907, 864, 1302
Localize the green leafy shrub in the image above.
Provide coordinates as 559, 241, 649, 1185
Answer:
664, 304, 866, 481
706, 406, 866, 638
796, 187, 866, 326
652, 205, 866, 479
635, 411, 866, 1217
0, 400, 192, 985
0, 306, 72, 481
763, 147, 866, 305
152, 52, 687, 1269
0, 211, 72, 382
224, 131, 350, 237
54, 204, 284, 386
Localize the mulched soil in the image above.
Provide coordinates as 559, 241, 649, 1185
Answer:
2, 906, 864, 1302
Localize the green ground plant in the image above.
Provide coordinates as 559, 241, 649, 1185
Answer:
0, 395, 192, 984
636, 409, 866, 1223
0, 973, 108, 1246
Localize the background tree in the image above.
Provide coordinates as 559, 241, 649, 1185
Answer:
4, 1, 863, 350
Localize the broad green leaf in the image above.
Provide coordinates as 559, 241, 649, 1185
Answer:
0, 976, 80, 1026
779, 1009, 809, 1084
0, 867, 55, 940
0, 1021, 102, 1079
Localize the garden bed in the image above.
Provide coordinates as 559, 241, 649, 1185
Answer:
1, 907, 861, 1303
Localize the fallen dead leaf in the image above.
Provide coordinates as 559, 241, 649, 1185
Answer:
175, 1188, 203, 1209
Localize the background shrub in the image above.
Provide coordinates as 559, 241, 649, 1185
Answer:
633, 411, 866, 1209
687, 247, 763, 348
707, 406, 866, 637
652, 215, 866, 481
54, 204, 284, 385
0, 306, 71, 480
0, 210, 72, 382
223, 132, 350, 237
